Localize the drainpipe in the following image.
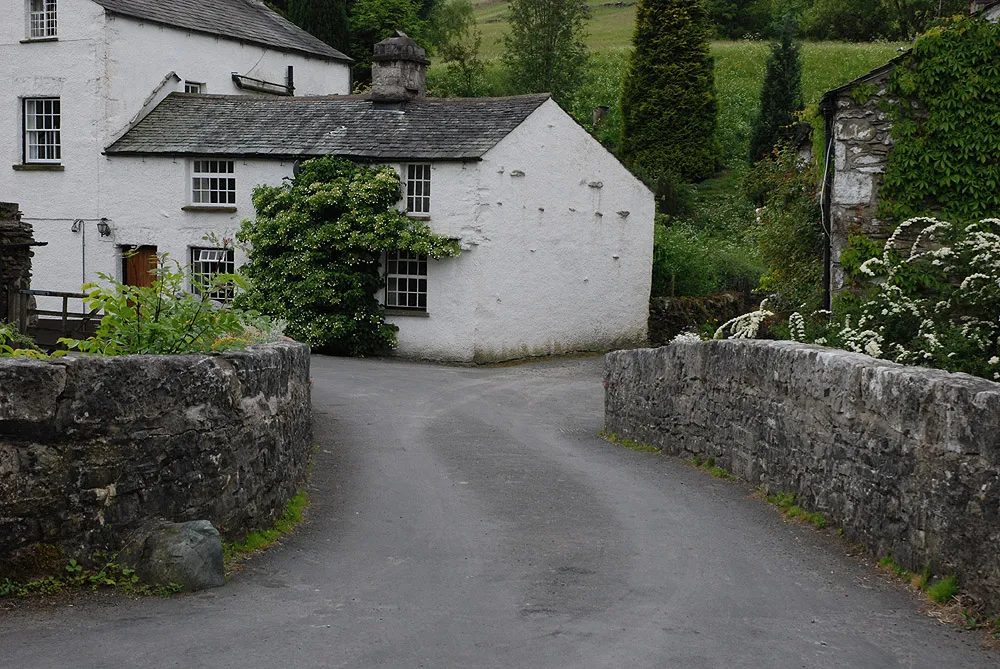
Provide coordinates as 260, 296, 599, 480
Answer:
820, 96, 835, 312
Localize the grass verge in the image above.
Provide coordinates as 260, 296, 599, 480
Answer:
599, 429, 661, 453
0, 545, 181, 601
223, 489, 310, 567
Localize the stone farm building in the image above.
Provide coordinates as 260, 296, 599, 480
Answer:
1, 0, 654, 362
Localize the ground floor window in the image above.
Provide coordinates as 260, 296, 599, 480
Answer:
385, 250, 427, 310
191, 247, 235, 301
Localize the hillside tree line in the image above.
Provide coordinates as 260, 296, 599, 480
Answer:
708, 0, 971, 41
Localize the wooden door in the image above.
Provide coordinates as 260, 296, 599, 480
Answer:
122, 246, 157, 288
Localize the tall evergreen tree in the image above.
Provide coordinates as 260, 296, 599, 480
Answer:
287, 0, 351, 53
620, 0, 719, 183
500, 0, 590, 102
748, 14, 803, 162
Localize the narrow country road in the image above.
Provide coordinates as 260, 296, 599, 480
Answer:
1, 356, 996, 668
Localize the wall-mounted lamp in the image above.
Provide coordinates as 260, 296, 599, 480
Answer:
71, 219, 84, 233
97, 218, 112, 237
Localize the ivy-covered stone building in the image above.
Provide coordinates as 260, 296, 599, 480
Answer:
818, 3, 1000, 297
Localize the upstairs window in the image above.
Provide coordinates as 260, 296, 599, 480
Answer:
23, 98, 61, 164
191, 247, 236, 301
28, 0, 57, 39
405, 164, 431, 216
191, 160, 236, 205
385, 250, 427, 311
184, 81, 205, 94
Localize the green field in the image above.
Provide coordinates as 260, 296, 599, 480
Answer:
472, 0, 637, 58
436, 3, 904, 162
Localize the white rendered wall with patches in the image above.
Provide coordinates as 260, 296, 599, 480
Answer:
57, 154, 297, 293
0, 0, 350, 312
386, 99, 655, 362
0, 0, 109, 312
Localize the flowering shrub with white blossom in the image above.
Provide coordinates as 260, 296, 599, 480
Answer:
824, 217, 1000, 379
713, 217, 1000, 381
714, 299, 775, 339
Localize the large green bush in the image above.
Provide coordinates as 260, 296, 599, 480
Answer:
652, 219, 762, 297
744, 147, 823, 313
236, 156, 459, 356
621, 0, 720, 183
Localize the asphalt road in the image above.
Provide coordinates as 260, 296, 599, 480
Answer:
1, 355, 996, 668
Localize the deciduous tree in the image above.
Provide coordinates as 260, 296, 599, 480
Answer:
500, 0, 590, 102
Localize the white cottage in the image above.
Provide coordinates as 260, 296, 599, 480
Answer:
1, 0, 351, 294
4, 3, 654, 362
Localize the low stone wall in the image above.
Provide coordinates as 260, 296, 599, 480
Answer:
647, 293, 751, 346
0, 342, 312, 560
605, 340, 1000, 613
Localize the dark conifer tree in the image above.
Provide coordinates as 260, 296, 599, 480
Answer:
620, 0, 720, 183
748, 14, 804, 162
287, 0, 351, 53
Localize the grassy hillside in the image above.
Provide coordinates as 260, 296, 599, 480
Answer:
472, 0, 636, 58
434, 6, 903, 162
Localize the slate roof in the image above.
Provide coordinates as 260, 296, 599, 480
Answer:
92, 0, 351, 62
819, 53, 908, 110
105, 93, 553, 161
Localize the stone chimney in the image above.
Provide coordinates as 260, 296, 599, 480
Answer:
371, 31, 429, 102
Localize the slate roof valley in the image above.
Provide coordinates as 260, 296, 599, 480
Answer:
106, 93, 553, 161
92, 0, 350, 62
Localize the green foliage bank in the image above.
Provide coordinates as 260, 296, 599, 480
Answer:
237, 157, 459, 356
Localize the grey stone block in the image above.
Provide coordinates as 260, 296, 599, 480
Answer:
137, 520, 225, 591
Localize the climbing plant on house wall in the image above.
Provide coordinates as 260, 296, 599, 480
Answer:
879, 15, 1000, 223
236, 156, 460, 356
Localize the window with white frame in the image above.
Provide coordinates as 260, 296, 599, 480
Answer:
405, 164, 431, 216
23, 98, 61, 164
191, 160, 236, 205
184, 81, 205, 94
27, 0, 57, 39
384, 250, 427, 310
191, 247, 236, 301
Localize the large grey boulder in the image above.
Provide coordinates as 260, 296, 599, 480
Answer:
137, 520, 225, 591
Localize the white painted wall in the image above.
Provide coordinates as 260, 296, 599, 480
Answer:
0, 0, 349, 312
386, 99, 655, 362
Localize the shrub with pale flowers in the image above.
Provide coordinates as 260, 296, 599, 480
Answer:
715, 217, 1000, 381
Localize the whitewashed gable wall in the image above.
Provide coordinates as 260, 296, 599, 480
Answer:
387, 99, 655, 362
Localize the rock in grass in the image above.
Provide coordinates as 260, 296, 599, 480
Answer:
137, 520, 225, 591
